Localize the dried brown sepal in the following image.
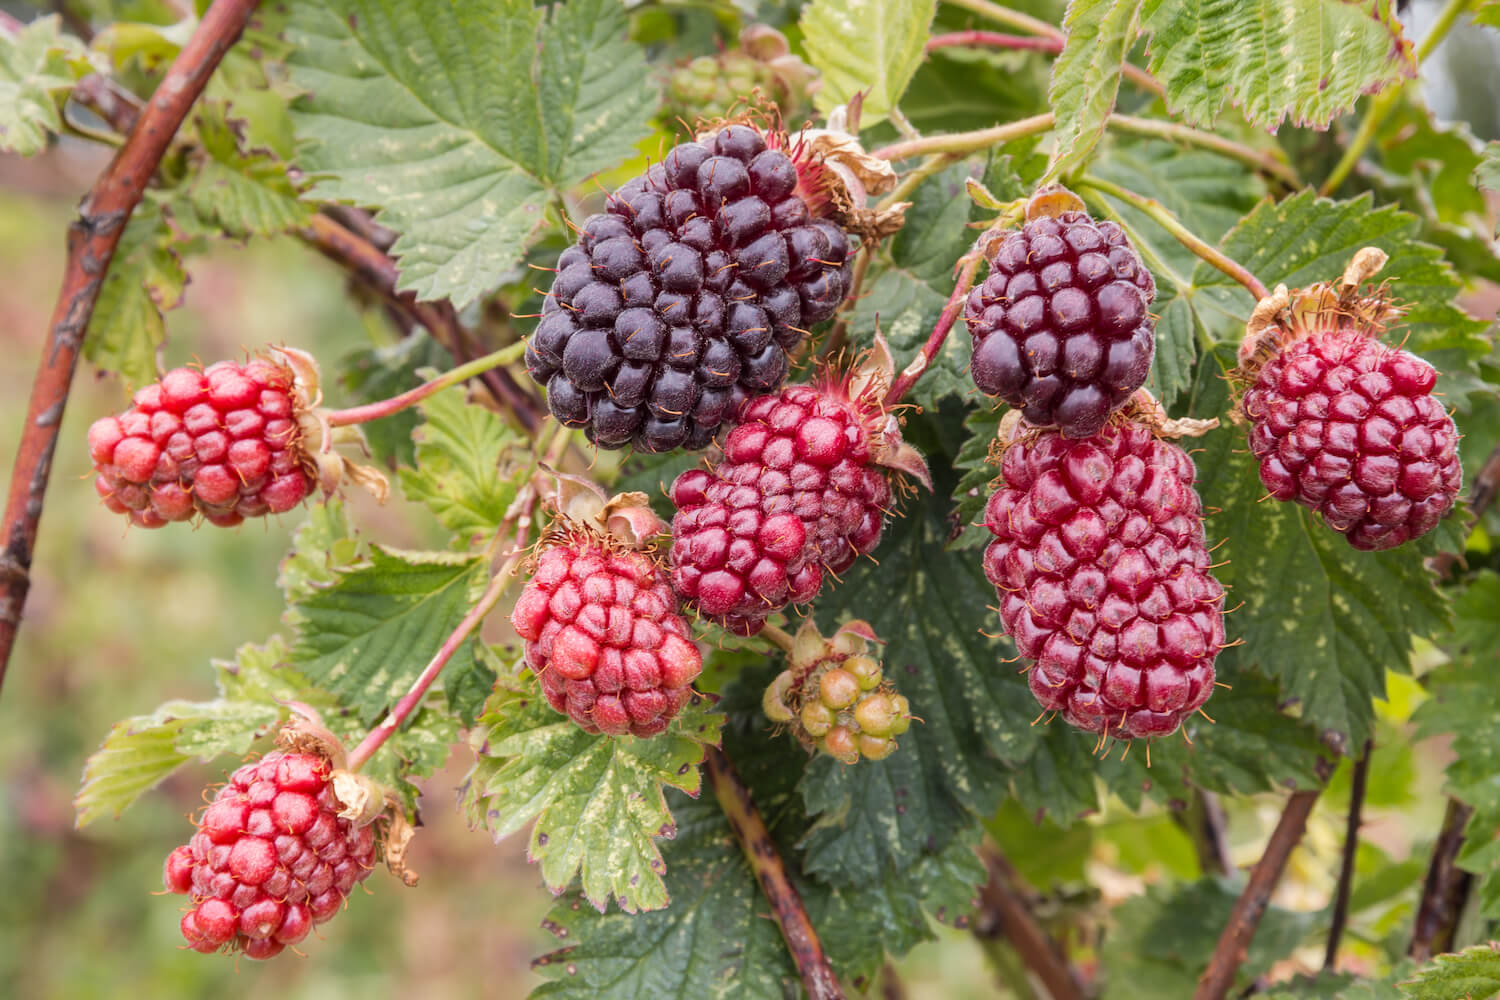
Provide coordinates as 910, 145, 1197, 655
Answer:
276, 704, 348, 771
1124, 389, 1220, 440
276, 345, 391, 504
1232, 246, 1403, 392
379, 796, 421, 887
833, 330, 933, 492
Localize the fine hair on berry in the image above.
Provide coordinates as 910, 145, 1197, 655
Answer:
982, 419, 1225, 741
524, 123, 856, 452
965, 210, 1157, 439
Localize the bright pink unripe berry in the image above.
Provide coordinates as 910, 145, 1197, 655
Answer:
161, 750, 375, 959
87, 358, 315, 528
513, 525, 703, 737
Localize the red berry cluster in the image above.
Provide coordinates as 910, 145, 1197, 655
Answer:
163, 751, 375, 959
513, 530, 703, 737
1241, 328, 1461, 551
982, 421, 1224, 740
668, 382, 896, 636
88, 359, 314, 528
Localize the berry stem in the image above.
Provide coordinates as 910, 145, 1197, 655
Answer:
974, 845, 1088, 1000
1075, 174, 1270, 300
324, 341, 530, 427
1324, 739, 1372, 970
932, 0, 1164, 96
0, 0, 263, 694
873, 113, 1056, 162
873, 113, 1295, 187
704, 747, 846, 1000
1194, 782, 1329, 1000
1408, 796, 1477, 960
346, 488, 537, 772
1319, 0, 1473, 196
760, 623, 796, 653
885, 251, 983, 405
301, 213, 545, 433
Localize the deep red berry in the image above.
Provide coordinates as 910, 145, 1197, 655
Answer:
1241, 329, 1461, 551
89, 359, 314, 528
512, 529, 702, 736
965, 211, 1156, 438
162, 750, 375, 958
669, 376, 921, 636
982, 421, 1224, 740
526, 123, 857, 452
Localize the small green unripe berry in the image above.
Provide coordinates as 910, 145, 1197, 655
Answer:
845, 655, 882, 690
858, 734, 896, 761
888, 695, 912, 736
853, 693, 896, 737
819, 668, 859, 709
822, 726, 860, 764
801, 701, 836, 737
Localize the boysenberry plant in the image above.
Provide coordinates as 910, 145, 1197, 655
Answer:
3, 0, 1499, 996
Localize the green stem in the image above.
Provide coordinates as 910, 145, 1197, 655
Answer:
874, 113, 1056, 161
875, 114, 1298, 188
1077, 174, 1269, 299
1320, 0, 1474, 195
1079, 188, 1192, 295
325, 340, 529, 427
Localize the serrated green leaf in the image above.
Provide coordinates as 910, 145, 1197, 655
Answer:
398, 379, 525, 542
277, 498, 361, 604
1043, 0, 1140, 184
288, 0, 656, 307
183, 101, 310, 237
445, 644, 498, 728
337, 332, 451, 467
1399, 944, 1500, 1000
1453, 570, 1500, 661
950, 406, 1001, 551
461, 686, 723, 913
1187, 343, 1452, 749
1101, 878, 1315, 999
532, 677, 983, 996
1138, 0, 1416, 131
1479, 141, 1500, 236
812, 467, 1024, 826
84, 200, 185, 387
1266, 971, 1407, 999
289, 546, 485, 723
0, 15, 98, 155
73, 639, 310, 828
799, 0, 935, 127
74, 699, 281, 827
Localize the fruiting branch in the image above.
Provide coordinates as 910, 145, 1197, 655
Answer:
1319, 0, 1470, 196
1076, 175, 1270, 300
1194, 782, 1329, 1000
346, 488, 537, 772
324, 341, 530, 428
0, 0, 263, 693
1409, 797, 1477, 960
1325, 740, 1372, 969
974, 845, 1087, 1000
704, 746, 846, 1000
885, 250, 983, 405
300, 213, 544, 434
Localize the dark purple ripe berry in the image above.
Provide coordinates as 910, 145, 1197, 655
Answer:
526, 124, 857, 453
964, 211, 1157, 438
